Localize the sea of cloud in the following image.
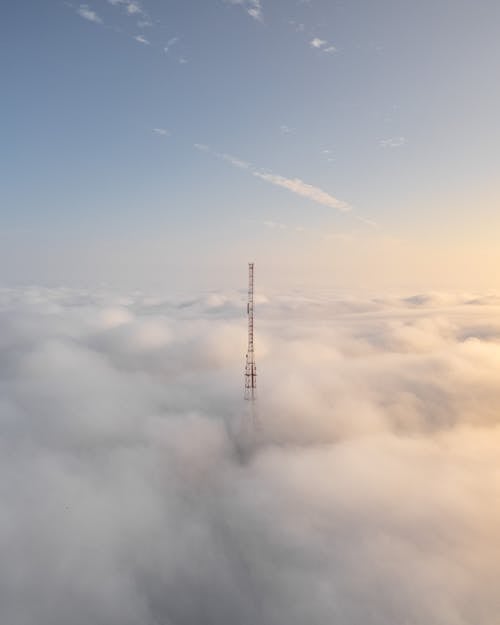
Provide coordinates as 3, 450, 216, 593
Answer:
1, 285, 500, 625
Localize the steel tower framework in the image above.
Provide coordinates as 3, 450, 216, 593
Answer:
244, 262, 257, 400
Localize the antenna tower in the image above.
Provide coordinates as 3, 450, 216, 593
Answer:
244, 262, 257, 400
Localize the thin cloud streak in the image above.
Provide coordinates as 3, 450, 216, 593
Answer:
164, 37, 179, 53
380, 136, 406, 148
254, 171, 349, 212
195, 144, 351, 212
355, 215, 380, 229
77, 4, 103, 23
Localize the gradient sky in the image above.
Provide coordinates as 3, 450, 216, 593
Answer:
2, 0, 500, 290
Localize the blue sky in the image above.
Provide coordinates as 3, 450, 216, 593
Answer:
2, 0, 500, 289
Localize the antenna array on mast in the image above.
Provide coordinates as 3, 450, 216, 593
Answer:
244, 262, 257, 400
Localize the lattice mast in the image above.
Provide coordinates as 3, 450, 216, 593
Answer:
244, 262, 257, 400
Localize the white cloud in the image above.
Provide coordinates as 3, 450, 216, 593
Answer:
322, 148, 336, 163
107, 0, 151, 25
152, 128, 170, 137
355, 215, 379, 229
224, 0, 263, 21
125, 1, 141, 14
263, 220, 287, 229
134, 34, 150, 44
310, 37, 326, 48
310, 38, 336, 53
220, 152, 250, 169
254, 171, 350, 211
261, 220, 306, 233
323, 231, 355, 242
195, 144, 350, 212
77, 4, 102, 23
108, 0, 141, 13
164, 36, 179, 53
380, 136, 406, 148
195, 144, 250, 170
2, 286, 500, 624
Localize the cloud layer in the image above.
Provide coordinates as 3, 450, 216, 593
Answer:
1, 286, 500, 624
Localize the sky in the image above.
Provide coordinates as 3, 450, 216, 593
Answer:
3, 5, 500, 622
1, 0, 500, 289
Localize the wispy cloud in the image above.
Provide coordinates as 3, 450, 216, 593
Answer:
224, 0, 263, 21
77, 4, 102, 24
152, 128, 170, 137
322, 148, 335, 163
108, 0, 141, 15
134, 34, 150, 44
254, 171, 349, 211
355, 215, 379, 229
263, 220, 288, 230
289, 20, 305, 32
195, 144, 350, 212
380, 136, 406, 148
164, 37, 179, 53
163, 37, 186, 64
107, 0, 152, 26
323, 231, 355, 242
310, 38, 336, 53
310, 37, 326, 48
251, 219, 305, 233
195, 145, 251, 170
280, 125, 294, 135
